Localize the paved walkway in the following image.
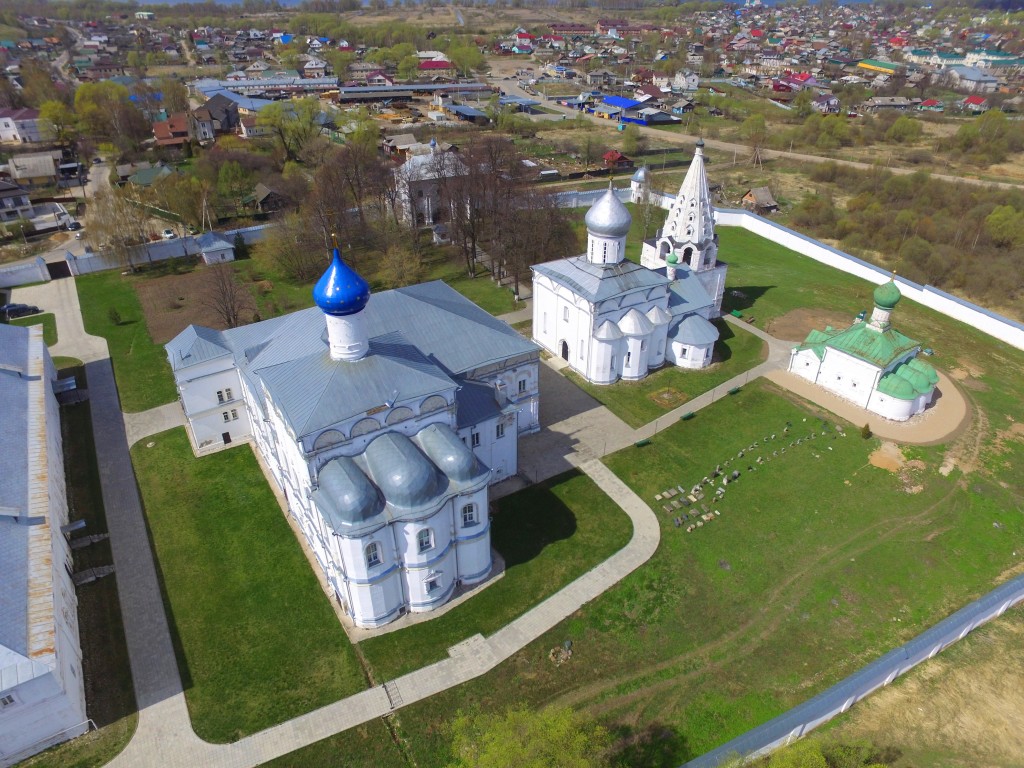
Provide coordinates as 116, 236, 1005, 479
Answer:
13, 275, 107, 363
123, 402, 186, 447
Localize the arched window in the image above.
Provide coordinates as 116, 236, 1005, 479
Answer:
417, 529, 434, 553
313, 429, 345, 451
420, 395, 448, 414
462, 504, 477, 527
350, 417, 379, 437
365, 542, 382, 568
385, 406, 414, 425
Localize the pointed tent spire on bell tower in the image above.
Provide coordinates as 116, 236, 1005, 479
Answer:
659, 138, 716, 272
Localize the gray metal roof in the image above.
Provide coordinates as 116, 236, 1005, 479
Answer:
166, 280, 537, 437
455, 379, 502, 429
533, 256, 669, 304
584, 187, 632, 237
166, 325, 232, 371
257, 331, 456, 439
672, 314, 720, 345
311, 424, 490, 537
666, 267, 715, 316
0, 325, 31, 661
0, 324, 56, 693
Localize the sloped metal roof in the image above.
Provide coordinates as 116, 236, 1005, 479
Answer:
257, 331, 456, 439
533, 256, 669, 304
672, 314, 720, 346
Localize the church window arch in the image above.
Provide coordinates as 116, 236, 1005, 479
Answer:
313, 429, 345, 451
351, 417, 380, 437
683, 247, 694, 265
385, 406, 414, 425
365, 542, 382, 568
420, 395, 448, 414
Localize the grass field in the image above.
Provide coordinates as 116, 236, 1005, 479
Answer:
131, 428, 366, 743
379, 379, 1023, 766
564, 319, 766, 428
21, 370, 136, 768
358, 471, 633, 681
10, 312, 57, 346
76, 272, 177, 412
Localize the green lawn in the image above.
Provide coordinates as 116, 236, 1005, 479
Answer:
259, 722, 407, 768
51, 356, 84, 370
384, 380, 1023, 766
76, 272, 177, 412
359, 471, 633, 681
367, 224, 1024, 766
131, 429, 367, 743
10, 312, 57, 346
21, 368, 136, 768
563, 319, 767, 428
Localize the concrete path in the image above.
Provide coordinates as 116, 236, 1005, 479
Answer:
13, 275, 107, 363
123, 402, 186, 448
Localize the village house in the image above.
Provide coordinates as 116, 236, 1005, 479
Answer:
0, 108, 46, 144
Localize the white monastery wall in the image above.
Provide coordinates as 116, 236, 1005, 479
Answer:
713, 209, 1024, 352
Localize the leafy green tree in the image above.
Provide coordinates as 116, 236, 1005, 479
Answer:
447, 44, 485, 77
446, 706, 612, 768
256, 97, 324, 163
885, 116, 922, 144
740, 113, 767, 148
39, 100, 78, 146
158, 77, 190, 113
621, 123, 646, 156
985, 205, 1024, 248
793, 89, 814, 118
74, 81, 149, 152
397, 54, 420, 81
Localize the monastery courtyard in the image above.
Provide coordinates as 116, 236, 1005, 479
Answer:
12, 223, 1022, 768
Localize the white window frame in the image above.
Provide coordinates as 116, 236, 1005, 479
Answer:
563, 306, 569, 322
471, 432, 480, 448
365, 542, 382, 568
417, 528, 434, 553
217, 389, 225, 403
462, 504, 477, 527
518, 378, 527, 394
222, 411, 230, 423
496, 422, 505, 439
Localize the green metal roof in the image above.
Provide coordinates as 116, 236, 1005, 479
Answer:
877, 371, 916, 400
873, 280, 901, 310
798, 321, 919, 369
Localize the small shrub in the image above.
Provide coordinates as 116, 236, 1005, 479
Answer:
861, 423, 872, 440
107, 307, 122, 326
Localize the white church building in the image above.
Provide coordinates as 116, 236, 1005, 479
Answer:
788, 280, 938, 421
531, 142, 726, 385
166, 248, 540, 628
0, 324, 88, 767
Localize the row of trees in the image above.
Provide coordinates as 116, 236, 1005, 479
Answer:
790, 163, 1024, 311
260, 132, 577, 295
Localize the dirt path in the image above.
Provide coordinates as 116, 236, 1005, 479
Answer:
552, 479, 964, 717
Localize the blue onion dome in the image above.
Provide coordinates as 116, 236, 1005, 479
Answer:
585, 187, 632, 238
873, 279, 901, 311
313, 247, 370, 316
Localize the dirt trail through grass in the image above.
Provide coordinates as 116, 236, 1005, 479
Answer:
552, 478, 964, 717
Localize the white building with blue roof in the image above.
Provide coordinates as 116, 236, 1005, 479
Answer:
531, 155, 725, 385
0, 324, 87, 766
166, 247, 539, 628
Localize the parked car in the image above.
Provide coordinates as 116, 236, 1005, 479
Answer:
1, 303, 41, 321
161, 229, 176, 240
67, 221, 82, 231
92, 157, 103, 164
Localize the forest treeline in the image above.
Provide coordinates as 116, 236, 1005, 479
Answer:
789, 162, 1024, 313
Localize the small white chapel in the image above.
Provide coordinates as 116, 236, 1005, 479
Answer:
789, 279, 938, 421
531, 141, 727, 384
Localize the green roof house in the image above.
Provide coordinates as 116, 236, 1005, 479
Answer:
788, 279, 938, 422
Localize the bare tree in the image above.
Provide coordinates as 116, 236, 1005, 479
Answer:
261, 211, 331, 282
201, 263, 255, 329
88, 187, 150, 270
